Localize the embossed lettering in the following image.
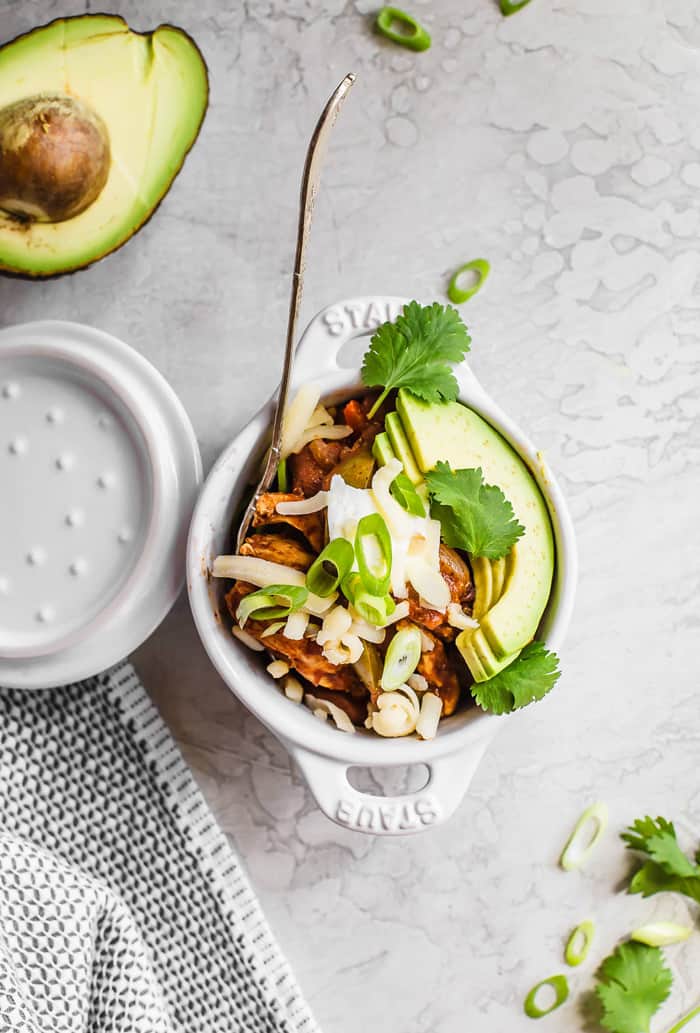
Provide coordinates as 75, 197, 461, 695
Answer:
378, 804, 398, 831
415, 796, 440, 825
323, 309, 346, 336
335, 799, 355, 825
344, 302, 364, 329
364, 301, 384, 328
356, 805, 376, 830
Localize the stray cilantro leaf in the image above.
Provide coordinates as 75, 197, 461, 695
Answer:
425, 461, 524, 560
623, 816, 700, 905
470, 641, 560, 715
361, 301, 471, 417
595, 942, 672, 1033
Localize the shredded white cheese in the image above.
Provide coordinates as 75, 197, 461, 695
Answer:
267, 659, 290, 679
260, 621, 285, 639
305, 694, 356, 733
232, 626, 265, 652
416, 692, 443, 740
283, 610, 309, 640
447, 603, 479, 631
283, 675, 304, 703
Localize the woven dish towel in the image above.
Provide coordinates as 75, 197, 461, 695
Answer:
0, 662, 319, 1033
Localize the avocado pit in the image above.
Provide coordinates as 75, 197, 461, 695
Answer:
0, 95, 110, 223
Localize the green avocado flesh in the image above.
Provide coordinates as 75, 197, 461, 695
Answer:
385, 412, 423, 485
372, 432, 396, 467
0, 15, 208, 276
395, 389, 555, 676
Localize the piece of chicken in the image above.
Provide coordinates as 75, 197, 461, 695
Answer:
407, 545, 475, 642
240, 533, 315, 571
252, 492, 323, 553
226, 583, 365, 694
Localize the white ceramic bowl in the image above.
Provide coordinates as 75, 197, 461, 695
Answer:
188, 296, 577, 835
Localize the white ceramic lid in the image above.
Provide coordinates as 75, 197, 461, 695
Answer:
0, 320, 202, 689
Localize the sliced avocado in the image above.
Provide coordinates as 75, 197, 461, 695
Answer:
372, 432, 396, 467
0, 15, 208, 277
397, 388, 554, 663
456, 627, 522, 683
385, 411, 423, 485
471, 555, 493, 619
490, 555, 507, 606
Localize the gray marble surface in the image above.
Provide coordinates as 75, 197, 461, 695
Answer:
4, 0, 700, 1029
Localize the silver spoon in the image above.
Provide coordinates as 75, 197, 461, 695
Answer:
236, 72, 357, 552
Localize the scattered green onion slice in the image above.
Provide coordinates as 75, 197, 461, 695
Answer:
630, 922, 692, 947
277, 457, 288, 493
381, 625, 422, 690
236, 584, 308, 627
500, 0, 533, 15
390, 471, 426, 516
342, 573, 395, 626
306, 538, 354, 598
565, 920, 595, 967
559, 801, 609, 871
447, 258, 490, 305
376, 6, 431, 51
355, 513, 392, 596
524, 975, 569, 1019
668, 1002, 700, 1032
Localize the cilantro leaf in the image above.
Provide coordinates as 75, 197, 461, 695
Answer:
470, 641, 561, 715
425, 461, 524, 560
622, 816, 700, 904
361, 301, 471, 416
595, 942, 672, 1033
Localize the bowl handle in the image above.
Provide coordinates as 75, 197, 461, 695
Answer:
292, 740, 490, 836
293, 295, 412, 383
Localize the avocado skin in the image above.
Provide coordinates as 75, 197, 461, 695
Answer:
0, 14, 209, 278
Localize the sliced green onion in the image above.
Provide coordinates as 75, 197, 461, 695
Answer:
342, 573, 395, 626
355, 513, 392, 596
559, 802, 609, 871
390, 471, 426, 516
630, 922, 692, 947
500, 0, 533, 15
524, 975, 569, 1019
447, 258, 490, 305
668, 1003, 700, 1032
277, 457, 288, 493
306, 538, 354, 598
381, 625, 422, 690
565, 920, 595, 967
236, 584, 308, 627
376, 6, 431, 51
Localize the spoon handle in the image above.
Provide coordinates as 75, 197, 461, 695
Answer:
236, 72, 356, 552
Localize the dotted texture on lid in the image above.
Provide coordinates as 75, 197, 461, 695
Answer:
0, 357, 151, 657
0, 321, 202, 689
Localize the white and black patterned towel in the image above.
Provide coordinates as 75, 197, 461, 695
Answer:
0, 663, 319, 1033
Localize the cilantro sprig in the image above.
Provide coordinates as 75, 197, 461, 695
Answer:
623, 816, 700, 904
425, 461, 524, 560
361, 301, 471, 417
471, 640, 560, 715
595, 942, 672, 1033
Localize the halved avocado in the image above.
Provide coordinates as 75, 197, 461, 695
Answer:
0, 15, 208, 277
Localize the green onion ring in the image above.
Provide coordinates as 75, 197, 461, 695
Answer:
447, 259, 490, 305
523, 975, 569, 1018
559, 802, 609, 871
630, 922, 692, 947
500, 0, 533, 15
306, 538, 354, 598
390, 471, 426, 516
376, 7, 431, 51
342, 573, 395, 626
236, 584, 308, 627
355, 513, 392, 596
565, 920, 594, 967
277, 457, 288, 493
